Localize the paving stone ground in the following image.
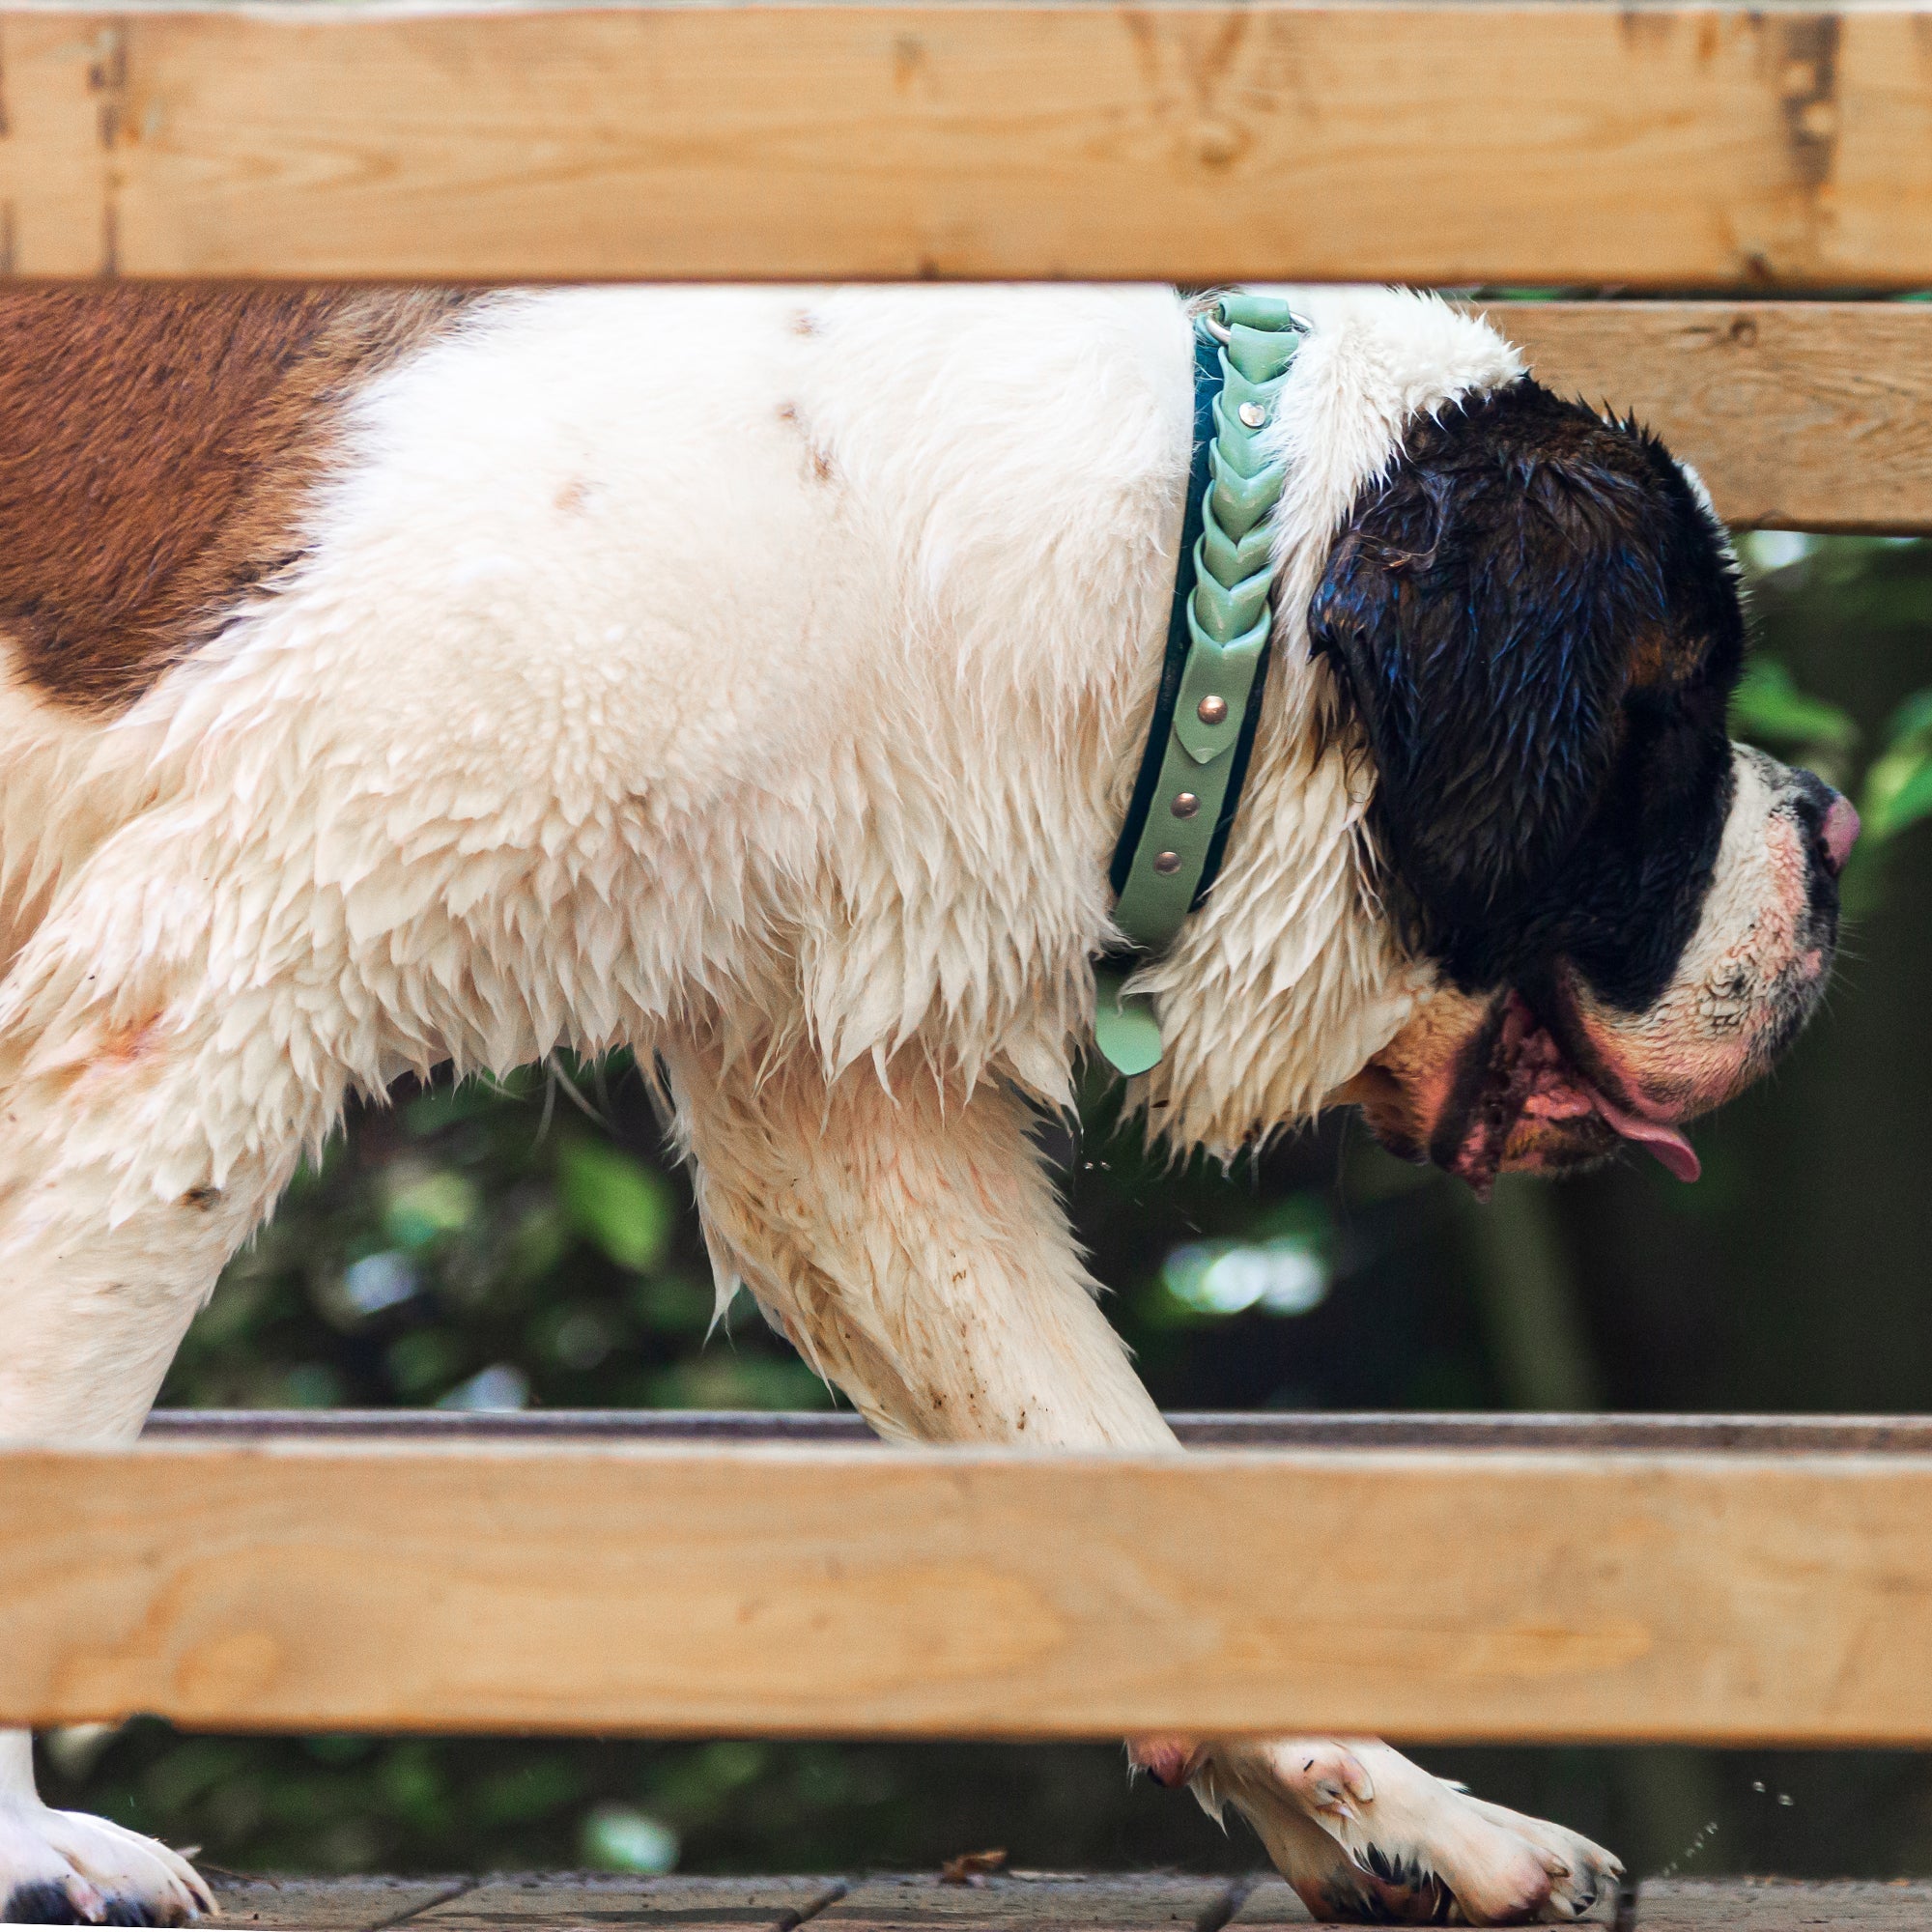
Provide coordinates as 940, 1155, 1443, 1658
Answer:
203, 1872, 1932, 1931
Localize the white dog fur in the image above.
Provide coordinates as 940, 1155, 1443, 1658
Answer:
0, 284, 1624, 1923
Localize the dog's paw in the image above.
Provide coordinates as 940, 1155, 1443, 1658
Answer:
1459, 1794, 1622, 1922
0, 1800, 213, 1924
1208, 1739, 1619, 1925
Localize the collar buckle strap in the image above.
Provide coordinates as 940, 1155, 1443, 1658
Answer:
1094, 292, 1306, 1078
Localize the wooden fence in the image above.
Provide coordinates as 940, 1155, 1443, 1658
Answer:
7, 1413, 1932, 1744
0, 1, 1929, 1755
2, 8, 1929, 287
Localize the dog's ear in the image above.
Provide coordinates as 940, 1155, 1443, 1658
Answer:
1309, 383, 1702, 982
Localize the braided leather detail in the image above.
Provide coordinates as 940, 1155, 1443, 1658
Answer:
1094, 292, 1305, 1077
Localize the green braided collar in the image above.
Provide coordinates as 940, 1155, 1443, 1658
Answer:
1094, 292, 1307, 1077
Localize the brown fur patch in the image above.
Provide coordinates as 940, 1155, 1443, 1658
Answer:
0, 286, 482, 713
96, 1015, 161, 1063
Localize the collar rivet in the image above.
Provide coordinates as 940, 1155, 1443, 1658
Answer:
1152, 850, 1182, 875
1196, 695, 1228, 725
1237, 401, 1268, 429
1171, 791, 1201, 818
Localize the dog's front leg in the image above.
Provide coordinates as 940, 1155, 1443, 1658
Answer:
0, 1733, 210, 1927
668, 1040, 1620, 1925
662, 1039, 1170, 1449
0, 844, 330, 1922
0, 1135, 265, 1922
0, 1152, 248, 1914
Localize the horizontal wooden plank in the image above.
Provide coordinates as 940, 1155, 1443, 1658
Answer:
3, 8, 1932, 285
1487, 301, 1932, 535
9, 1442, 1932, 1744
141, 1406, 1932, 1454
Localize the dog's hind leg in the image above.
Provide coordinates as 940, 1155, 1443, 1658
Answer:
668, 1042, 1620, 1926
0, 811, 336, 1924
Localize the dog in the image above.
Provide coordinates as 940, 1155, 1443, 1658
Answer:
0, 283, 1853, 1925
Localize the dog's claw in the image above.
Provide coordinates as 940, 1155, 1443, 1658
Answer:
0, 1803, 211, 1926
5, 1876, 108, 1925
1284, 1743, 1377, 1818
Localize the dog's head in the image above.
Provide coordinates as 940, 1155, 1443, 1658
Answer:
1313, 375, 1853, 1195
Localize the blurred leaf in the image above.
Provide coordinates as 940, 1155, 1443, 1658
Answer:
303, 1736, 375, 1768
1859, 690, 1932, 846
1884, 686, 1932, 751
283, 1363, 346, 1408
645, 1353, 834, 1410
139, 1739, 247, 1813
542, 1306, 616, 1372
558, 1138, 672, 1272
498, 1203, 570, 1293
1843, 576, 1932, 629
385, 1329, 466, 1398
383, 1167, 478, 1250
378, 1744, 452, 1832
473, 1757, 586, 1827
1864, 744, 1932, 844
1731, 658, 1859, 757
193, 1273, 271, 1348
631, 1272, 717, 1336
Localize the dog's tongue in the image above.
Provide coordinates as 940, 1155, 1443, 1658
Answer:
1589, 1088, 1701, 1183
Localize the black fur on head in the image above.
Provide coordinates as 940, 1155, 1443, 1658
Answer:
1309, 377, 1746, 1012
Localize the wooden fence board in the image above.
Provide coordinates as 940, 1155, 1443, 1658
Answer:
8, 1441, 1932, 1745
1488, 301, 1932, 535
2, 9, 1932, 286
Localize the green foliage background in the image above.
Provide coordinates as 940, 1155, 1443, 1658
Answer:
40, 535, 1932, 1887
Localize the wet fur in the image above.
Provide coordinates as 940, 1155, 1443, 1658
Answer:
0, 283, 1797, 1925
1311, 378, 1745, 1008
0, 288, 475, 711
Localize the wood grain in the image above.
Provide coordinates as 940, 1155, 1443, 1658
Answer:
815, 1874, 1240, 1932
1486, 302, 1932, 535
408, 1877, 849, 1932
205, 1877, 479, 1932
1, 9, 1932, 285
9, 1442, 1932, 1744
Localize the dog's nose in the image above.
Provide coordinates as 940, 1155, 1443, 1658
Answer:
1819, 791, 1861, 877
